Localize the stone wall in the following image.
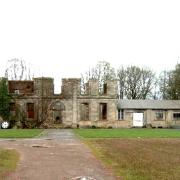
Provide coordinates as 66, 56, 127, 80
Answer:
34, 77, 54, 96
8, 81, 34, 94
77, 79, 118, 127
61, 78, 81, 98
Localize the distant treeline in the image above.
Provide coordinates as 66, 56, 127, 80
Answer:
81, 61, 180, 100
2, 58, 180, 100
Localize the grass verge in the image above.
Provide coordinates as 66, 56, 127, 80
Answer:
0, 129, 43, 138
74, 128, 180, 138
0, 149, 19, 179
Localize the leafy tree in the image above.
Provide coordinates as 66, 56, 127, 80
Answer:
0, 78, 11, 120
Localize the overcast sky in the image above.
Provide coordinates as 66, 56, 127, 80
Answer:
0, 0, 180, 92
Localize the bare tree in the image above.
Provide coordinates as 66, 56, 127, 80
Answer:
117, 66, 126, 99
81, 61, 116, 93
5, 58, 33, 80
171, 63, 180, 99
163, 63, 180, 100
158, 70, 170, 99
140, 68, 155, 99
117, 65, 155, 99
125, 66, 142, 99
152, 78, 160, 100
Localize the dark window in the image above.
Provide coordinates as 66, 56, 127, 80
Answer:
27, 103, 34, 118
118, 109, 120, 120
100, 103, 107, 120
118, 109, 124, 120
155, 111, 164, 120
80, 103, 89, 121
27, 85, 31, 89
9, 103, 16, 111
173, 113, 180, 120
103, 83, 107, 95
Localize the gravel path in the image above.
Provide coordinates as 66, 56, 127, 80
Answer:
0, 129, 116, 180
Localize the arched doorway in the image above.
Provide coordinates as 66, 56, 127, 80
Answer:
50, 101, 65, 124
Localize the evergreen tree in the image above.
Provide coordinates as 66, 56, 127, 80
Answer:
0, 78, 11, 119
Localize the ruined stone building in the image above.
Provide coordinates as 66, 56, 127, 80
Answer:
7, 78, 118, 128
6, 77, 180, 128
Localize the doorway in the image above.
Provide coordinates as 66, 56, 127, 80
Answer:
50, 101, 65, 124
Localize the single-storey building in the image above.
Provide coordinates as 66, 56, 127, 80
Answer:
117, 100, 180, 128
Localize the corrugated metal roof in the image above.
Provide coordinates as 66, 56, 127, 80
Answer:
118, 100, 180, 110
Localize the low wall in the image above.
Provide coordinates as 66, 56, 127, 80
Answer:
78, 120, 132, 128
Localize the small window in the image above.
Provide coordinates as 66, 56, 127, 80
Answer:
155, 111, 164, 120
27, 103, 34, 119
118, 109, 124, 120
14, 89, 19, 94
173, 113, 180, 120
9, 103, 16, 111
103, 83, 107, 95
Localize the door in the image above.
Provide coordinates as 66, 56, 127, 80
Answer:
133, 113, 144, 127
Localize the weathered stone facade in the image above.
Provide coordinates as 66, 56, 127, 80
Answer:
5, 77, 180, 128
7, 77, 119, 128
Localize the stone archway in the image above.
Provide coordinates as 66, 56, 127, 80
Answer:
49, 101, 65, 124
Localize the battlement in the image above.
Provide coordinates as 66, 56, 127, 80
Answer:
83, 79, 118, 97
34, 77, 54, 96
3, 76, 118, 98
61, 78, 81, 98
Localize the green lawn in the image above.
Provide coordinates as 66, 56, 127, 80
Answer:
0, 149, 19, 179
0, 129, 43, 138
74, 128, 180, 138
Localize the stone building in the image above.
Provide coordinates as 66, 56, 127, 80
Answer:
7, 77, 118, 128
5, 77, 180, 128
118, 100, 180, 128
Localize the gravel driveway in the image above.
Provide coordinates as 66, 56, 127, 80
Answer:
0, 129, 116, 180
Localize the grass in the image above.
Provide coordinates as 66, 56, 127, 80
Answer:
0, 148, 19, 179
86, 138, 180, 180
74, 128, 180, 138
74, 129, 180, 179
0, 129, 43, 138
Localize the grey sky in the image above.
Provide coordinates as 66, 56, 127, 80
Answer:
0, 0, 180, 92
